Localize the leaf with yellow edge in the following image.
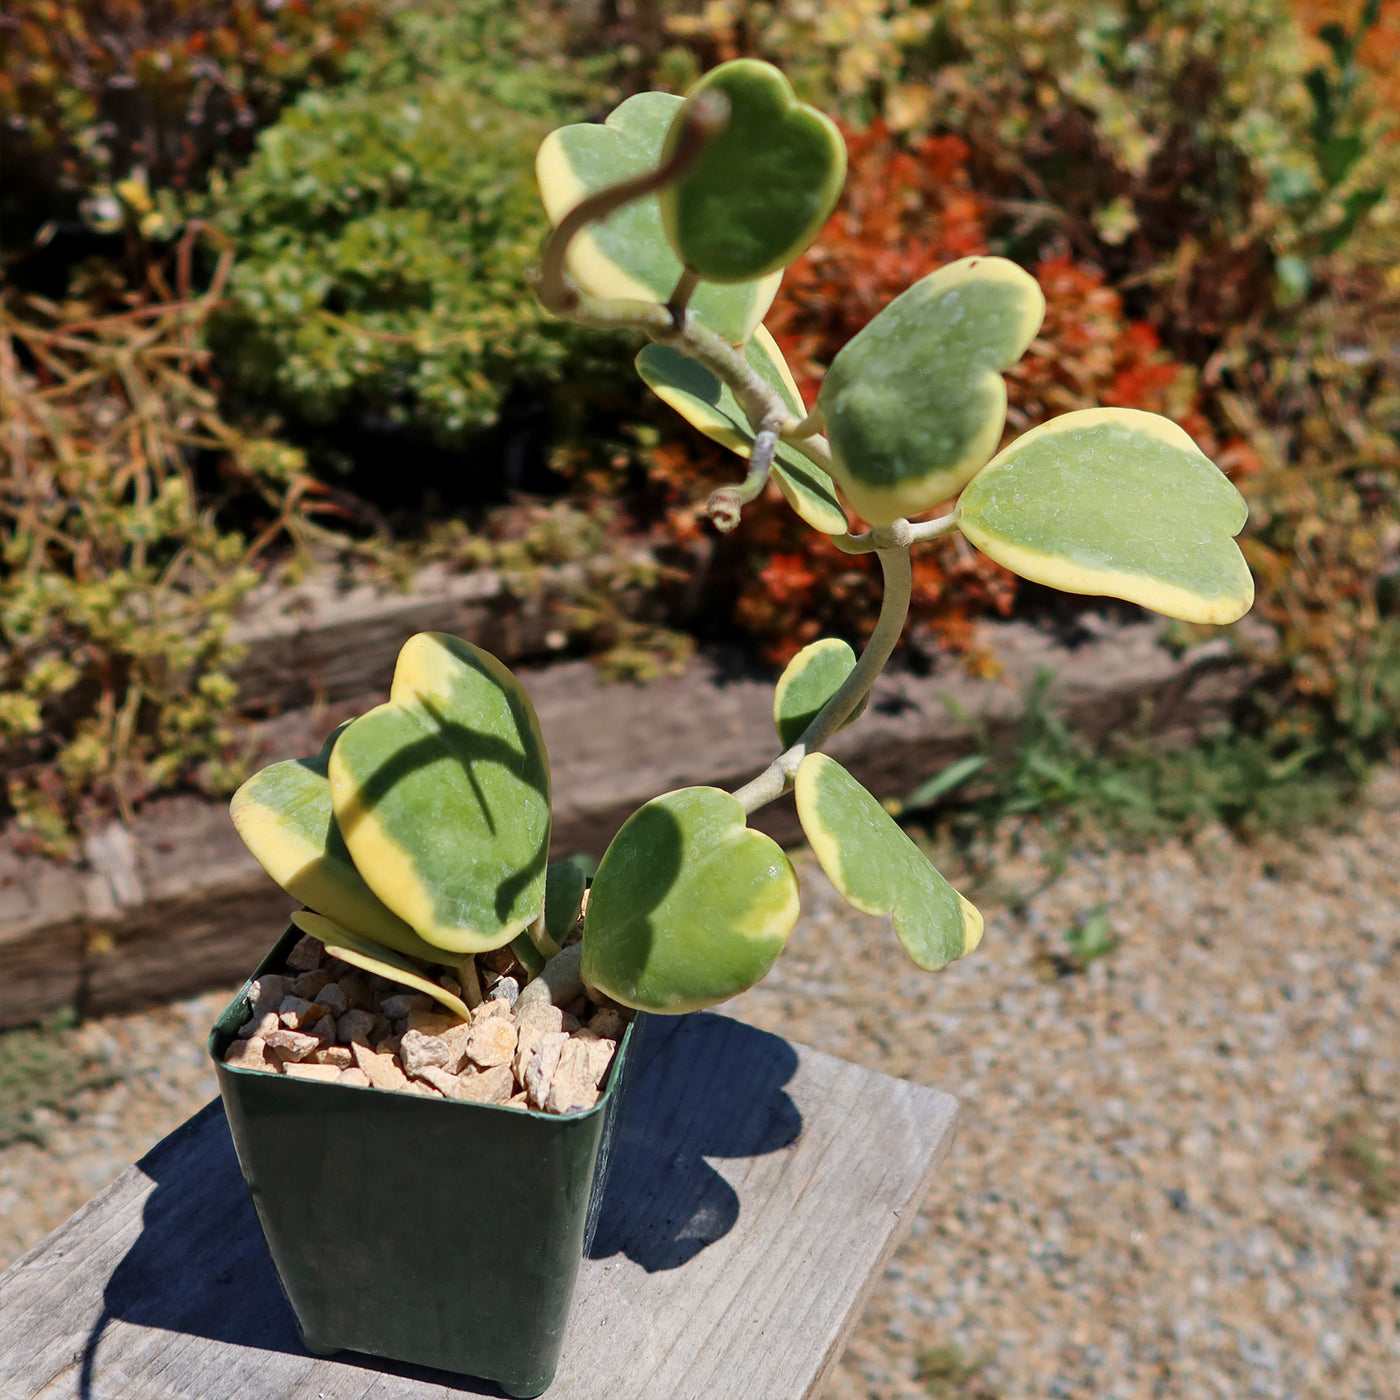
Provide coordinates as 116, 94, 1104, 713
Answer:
329, 633, 551, 955
772, 637, 867, 747
582, 787, 800, 1013
957, 408, 1254, 625
818, 257, 1045, 525
635, 327, 847, 534
658, 59, 846, 283
290, 911, 470, 1022
795, 754, 982, 972
536, 91, 779, 344
230, 726, 455, 966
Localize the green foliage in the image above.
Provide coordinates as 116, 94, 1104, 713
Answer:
0, 268, 320, 855
0, 0, 379, 247
210, 82, 577, 445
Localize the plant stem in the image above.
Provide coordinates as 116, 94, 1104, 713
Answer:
731, 538, 914, 815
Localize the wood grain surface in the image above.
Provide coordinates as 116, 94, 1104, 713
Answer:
0, 1013, 957, 1400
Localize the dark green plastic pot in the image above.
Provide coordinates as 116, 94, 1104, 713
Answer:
209, 926, 642, 1398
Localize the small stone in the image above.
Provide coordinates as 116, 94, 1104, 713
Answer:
336, 1009, 378, 1045
312, 1045, 354, 1069
283, 1061, 343, 1082
524, 1031, 570, 1110
375, 1032, 402, 1058
338, 972, 375, 1009
487, 975, 520, 1008
352, 1041, 410, 1091
285, 934, 325, 972
587, 1008, 627, 1041
546, 1039, 602, 1114
249, 974, 289, 1012
572, 1031, 617, 1086
224, 1037, 273, 1072
308, 1013, 337, 1043
238, 1009, 280, 1041
264, 1028, 320, 1063
466, 1016, 518, 1069
473, 998, 513, 1024
415, 1065, 463, 1097
400, 1028, 454, 1078
401, 1078, 442, 1097
517, 1002, 564, 1033
313, 982, 347, 1016
338, 1067, 371, 1088
505, 1092, 530, 1110
278, 995, 317, 1029
560, 1013, 582, 1034
290, 968, 333, 1000
450, 1064, 515, 1105
381, 993, 434, 1020
406, 1010, 461, 1036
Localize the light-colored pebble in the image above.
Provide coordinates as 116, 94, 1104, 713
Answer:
282, 1061, 342, 1082
223, 1037, 272, 1072
400, 1029, 454, 1078
262, 1028, 320, 1064
524, 1031, 570, 1110
312, 1045, 353, 1069
338, 1068, 371, 1088
466, 1016, 517, 1070
350, 1042, 410, 1092
276, 995, 317, 1029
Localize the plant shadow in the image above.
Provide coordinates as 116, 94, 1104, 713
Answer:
586, 1012, 801, 1272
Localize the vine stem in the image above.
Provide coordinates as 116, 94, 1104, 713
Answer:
731, 538, 914, 815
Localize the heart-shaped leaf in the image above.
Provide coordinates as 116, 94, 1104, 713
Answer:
536, 91, 779, 343
581, 786, 800, 1013
635, 327, 847, 533
957, 408, 1254, 624
230, 726, 454, 966
773, 637, 867, 747
795, 754, 982, 971
328, 633, 551, 955
818, 256, 1046, 525
660, 60, 846, 283
290, 911, 471, 1021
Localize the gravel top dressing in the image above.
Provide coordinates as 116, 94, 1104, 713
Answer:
3, 765, 1397, 1399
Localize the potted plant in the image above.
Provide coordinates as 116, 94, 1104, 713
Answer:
211, 58, 1254, 1398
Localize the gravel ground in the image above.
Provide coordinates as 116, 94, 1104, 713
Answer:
2, 766, 1397, 1399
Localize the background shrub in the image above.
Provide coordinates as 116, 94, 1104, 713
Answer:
0, 0, 379, 250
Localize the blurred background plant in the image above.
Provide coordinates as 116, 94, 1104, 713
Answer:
2, 0, 1396, 854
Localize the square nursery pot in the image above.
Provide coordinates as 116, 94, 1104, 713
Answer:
209, 925, 643, 1398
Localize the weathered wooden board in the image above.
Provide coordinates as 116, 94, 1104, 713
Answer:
0, 1014, 958, 1400
0, 618, 1258, 1027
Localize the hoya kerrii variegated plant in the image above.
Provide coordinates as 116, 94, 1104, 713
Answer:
232, 58, 1253, 1029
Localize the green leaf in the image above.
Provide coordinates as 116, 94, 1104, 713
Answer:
902, 753, 990, 812
795, 754, 982, 972
659, 59, 846, 284
581, 786, 800, 1012
290, 911, 471, 1022
536, 91, 779, 343
635, 328, 847, 533
817, 256, 1045, 525
957, 408, 1254, 625
544, 858, 587, 944
230, 726, 454, 966
328, 633, 551, 955
772, 637, 867, 747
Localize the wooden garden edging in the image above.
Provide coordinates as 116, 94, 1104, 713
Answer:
0, 582, 1260, 1029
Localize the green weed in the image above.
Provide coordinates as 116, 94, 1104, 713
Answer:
0, 1012, 118, 1149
